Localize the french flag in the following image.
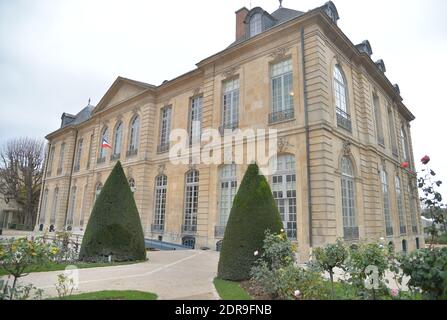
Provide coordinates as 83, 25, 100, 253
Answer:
102, 138, 112, 149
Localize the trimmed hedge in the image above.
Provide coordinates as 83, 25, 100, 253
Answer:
217, 163, 282, 281
79, 161, 146, 262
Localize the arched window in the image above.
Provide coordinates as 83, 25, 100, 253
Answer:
67, 186, 77, 227
128, 116, 140, 154
250, 13, 262, 37
128, 178, 136, 193
341, 157, 358, 239
395, 176, 406, 235
381, 166, 393, 236
218, 164, 237, 234
334, 65, 348, 114
113, 122, 123, 158
153, 175, 167, 232
74, 138, 83, 171
400, 126, 410, 162
50, 188, 59, 225
39, 189, 49, 224
95, 183, 103, 203
271, 154, 297, 239
402, 239, 408, 253
183, 170, 199, 233
408, 183, 418, 234
99, 127, 109, 159
79, 185, 88, 227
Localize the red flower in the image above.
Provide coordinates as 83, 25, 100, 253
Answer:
421, 155, 430, 165
401, 162, 410, 169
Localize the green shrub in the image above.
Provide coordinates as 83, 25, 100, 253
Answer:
79, 161, 146, 262
313, 239, 348, 299
218, 163, 282, 281
398, 248, 447, 300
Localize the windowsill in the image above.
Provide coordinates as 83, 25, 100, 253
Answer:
268, 118, 296, 126
337, 125, 352, 134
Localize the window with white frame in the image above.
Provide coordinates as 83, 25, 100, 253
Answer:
219, 164, 237, 228
129, 116, 140, 152
408, 183, 418, 234
99, 127, 109, 159
271, 59, 294, 122
222, 78, 239, 131
39, 189, 49, 224
159, 106, 172, 152
95, 183, 102, 204
67, 186, 77, 226
250, 13, 262, 37
154, 175, 167, 231
400, 126, 410, 162
79, 185, 87, 227
47, 145, 55, 175
57, 143, 65, 174
189, 96, 203, 145
271, 154, 297, 239
74, 138, 83, 171
184, 170, 199, 232
388, 107, 398, 154
128, 178, 136, 193
334, 65, 348, 114
396, 175, 406, 234
381, 166, 393, 236
373, 94, 385, 145
50, 188, 58, 225
113, 122, 123, 157
341, 157, 358, 239
87, 134, 93, 169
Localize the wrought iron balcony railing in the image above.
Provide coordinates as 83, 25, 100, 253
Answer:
218, 122, 238, 136
182, 224, 197, 234
126, 148, 138, 158
110, 153, 120, 161
400, 225, 407, 235
336, 108, 352, 132
412, 226, 418, 234
214, 225, 226, 238
151, 224, 164, 233
97, 157, 106, 164
157, 143, 170, 154
344, 226, 359, 240
386, 226, 394, 237
269, 108, 295, 124
73, 165, 80, 173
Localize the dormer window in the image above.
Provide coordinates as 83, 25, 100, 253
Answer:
250, 13, 262, 37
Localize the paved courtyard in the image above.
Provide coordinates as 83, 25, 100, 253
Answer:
1, 250, 220, 300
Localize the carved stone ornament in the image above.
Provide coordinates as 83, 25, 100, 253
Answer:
277, 137, 293, 153
189, 163, 197, 171
269, 47, 289, 61
343, 140, 352, 156
158, 164, 166, 175
221, 66, 239, 79
193, 87, 202, 97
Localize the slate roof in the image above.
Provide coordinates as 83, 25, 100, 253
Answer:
61, 104, 94, 128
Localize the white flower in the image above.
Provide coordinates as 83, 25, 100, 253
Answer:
294, 290, 301, 299
254, 251, 259, 256
281, 229, 285, 233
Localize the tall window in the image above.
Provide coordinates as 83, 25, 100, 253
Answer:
334, 65, 351, 131
373, 94, 385, 145
87, 133, 93, 169
400, 126, 410, 162
113, 122, 123, 158
221, 78, 239, 132
341, 157, 358, 239
396, 176, 406, 234
388, 107, 398, 155
381, 166, 393, 236
50, 188, 59, 225
57, 143, 65, 174
79, 185, 87, 227
39, 189, 49, 224
249, 13, 262, 37
128, 116, 140, 154
218, 164, 237, 229
67, 186, 77, 227
271, 155, 297, 239
128, 178, 136, 193
189, 96, 203, 145
47, 145, 55, 176
153, 175, 167, 231
408, 184, 418, 234
94, 183, 102, 204
74, 138, 83, 171
99, 127, 109, 159
183, 170, 199, 233
270, 59, 294, 123
158, 106, 172, 153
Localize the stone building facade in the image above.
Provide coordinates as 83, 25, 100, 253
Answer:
36, 1, 423, 259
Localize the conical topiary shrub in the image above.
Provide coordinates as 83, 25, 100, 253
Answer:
79, 161, 146, 262
217, 163, 283, 281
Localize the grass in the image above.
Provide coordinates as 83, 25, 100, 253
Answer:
52, 290, 157, 300
213, 278, 252, 300
0, 260, 146, 277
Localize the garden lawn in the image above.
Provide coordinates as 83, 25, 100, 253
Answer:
53, 290, 157, 300
0, 260, 145, 277
214, 278, 252, 300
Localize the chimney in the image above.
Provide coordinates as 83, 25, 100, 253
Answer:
235, 7, 249, 41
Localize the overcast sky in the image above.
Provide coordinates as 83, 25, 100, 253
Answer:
0, 0, 446, 196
